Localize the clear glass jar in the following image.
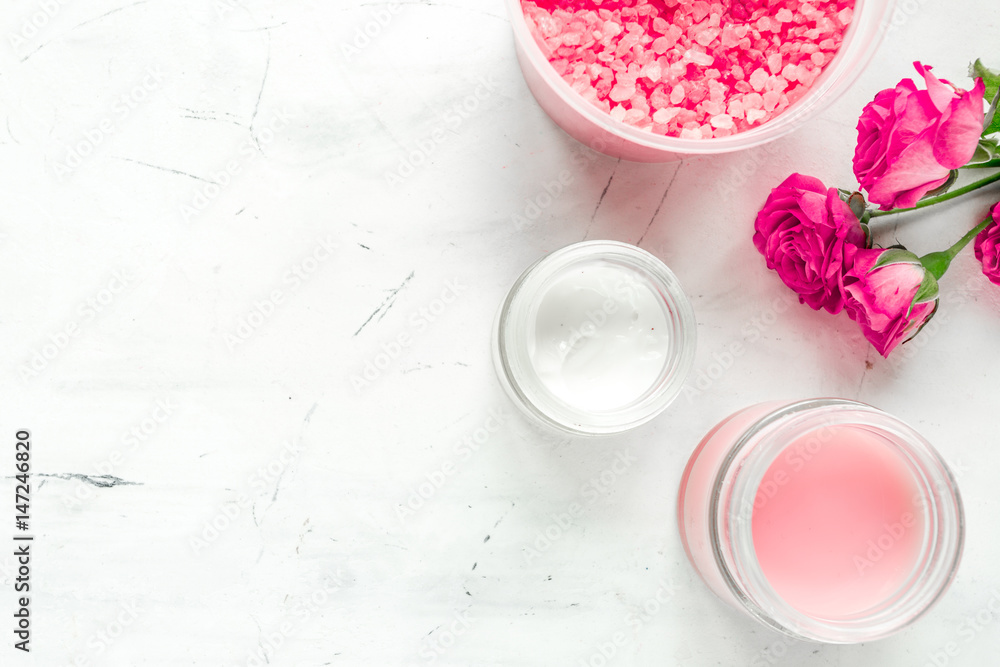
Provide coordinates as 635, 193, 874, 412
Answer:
505, 0, 899, 162
677, 399, 965, 642
492, 241, 695, 435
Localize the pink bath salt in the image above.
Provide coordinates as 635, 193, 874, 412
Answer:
650, 85, 672, 108
691, 1, 712, 22
624, 107, 648, 124
684, 48, 715, 67
694, 26, 721, 46
630, 94, 651, 116
797, 65, 820, 87
650, 36, 672, 54
710, 113, 735, 129
594, 77, 613, 98
686, 80, 709, 104
749, 67, 770, 92
768, 75, 789, 93
719, 23, 742, 48
609, 80, 637, 102
742, 92, 764, 110
522, 0, 856, 138
708, 79, 727, 101
640, 61, 663, 82
767, 53, 783, 74
670, 83, 686, 104
652, 107, 682, 124
701, 99, 725, 116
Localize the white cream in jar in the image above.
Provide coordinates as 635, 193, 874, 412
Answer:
527, 262, 672, 413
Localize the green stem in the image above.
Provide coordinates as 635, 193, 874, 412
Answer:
946, 215, 994, 259
870, 170, 1000, 218
919, 215, 994, 280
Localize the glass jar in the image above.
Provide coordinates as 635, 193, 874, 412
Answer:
677, 399, 965, 642
492, 240, 696, 435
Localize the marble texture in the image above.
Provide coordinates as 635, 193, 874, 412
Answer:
1, 0, 999, 665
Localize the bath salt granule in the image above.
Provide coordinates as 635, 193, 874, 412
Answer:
521, 0, 856, 139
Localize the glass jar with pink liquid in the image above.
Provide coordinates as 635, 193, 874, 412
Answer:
678, 399, 964, 642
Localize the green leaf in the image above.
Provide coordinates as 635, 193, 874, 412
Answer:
970, 137, 999, 164
912, 269, 940, 304
873, 247, 921, 270
972, 60, 1000, 136
921, 170, 958, 199
971, 59, 1000, 104
985, 88, 1000, 137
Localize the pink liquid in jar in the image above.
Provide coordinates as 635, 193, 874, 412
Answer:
751, 424, 924, 619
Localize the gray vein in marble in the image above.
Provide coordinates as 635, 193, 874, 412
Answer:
20, 0, 153, 62
25, 473, 142, 488
638, 161, 682, 247
113, 156, 214, 183
249, 29, 273, 147
353, 270, 415, 336
584, 158, 621, 240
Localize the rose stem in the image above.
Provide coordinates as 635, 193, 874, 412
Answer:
869, 170, 1000, 218
919, 215, 994, 279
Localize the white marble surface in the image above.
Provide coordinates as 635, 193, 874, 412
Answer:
1, 0, 999, 665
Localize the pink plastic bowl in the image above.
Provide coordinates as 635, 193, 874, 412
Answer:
506, 0, 898, 162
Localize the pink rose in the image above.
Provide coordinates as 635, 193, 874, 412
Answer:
974, 202, 1000, 286
753, 173, 868, 314
843, 249, 937, 357
854, 62, 986, 211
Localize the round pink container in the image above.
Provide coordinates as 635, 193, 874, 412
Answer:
677, 399, 964, 643
505, 0, 898, 162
